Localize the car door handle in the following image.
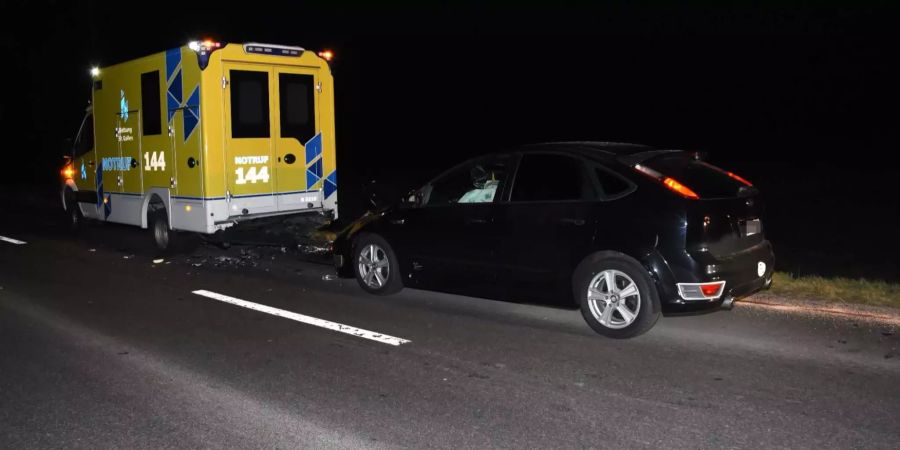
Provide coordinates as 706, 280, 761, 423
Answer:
559, 218, 586, 226
465, 217, 490, 225
389, 218, 406, 225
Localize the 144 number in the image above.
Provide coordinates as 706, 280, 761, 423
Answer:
144, 151, 166, 171
235, 166, 270, 184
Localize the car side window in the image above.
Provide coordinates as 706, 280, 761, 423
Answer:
594, 165, 635, 199
74, 114, 94, 157
424, 155, 510, 206
511, 153, 595, 202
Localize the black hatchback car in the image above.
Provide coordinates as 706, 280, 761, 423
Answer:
333, 142, 774, 338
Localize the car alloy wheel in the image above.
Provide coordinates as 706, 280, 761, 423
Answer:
358, 244, 391, 289
586, 269, 642, 329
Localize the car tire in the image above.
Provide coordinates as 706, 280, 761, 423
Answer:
575, 254, 661, 338
149, 208, 177, 254
353, 233, 403, 295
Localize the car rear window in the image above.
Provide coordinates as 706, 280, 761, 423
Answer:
643, 155, 747, 199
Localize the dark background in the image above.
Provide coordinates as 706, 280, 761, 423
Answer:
2, 1, 898, 280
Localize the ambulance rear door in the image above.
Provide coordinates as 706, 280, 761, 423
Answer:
223, 63, 276, 216
273, 66, 322, 212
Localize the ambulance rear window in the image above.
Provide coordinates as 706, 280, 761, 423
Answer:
278, 73, 316, 144
230, 70, 270, 138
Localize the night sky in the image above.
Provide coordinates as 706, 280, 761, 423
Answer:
2, 1, 898, 279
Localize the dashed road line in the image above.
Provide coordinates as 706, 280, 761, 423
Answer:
192, 289, 411, 346
0, 235, 27, 245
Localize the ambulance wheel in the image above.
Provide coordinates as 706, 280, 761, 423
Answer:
150, 208, 177, 253
353, 233, 403, 295
65, 199, 84, 233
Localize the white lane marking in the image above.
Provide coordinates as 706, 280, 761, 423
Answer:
0, 235, 26, 245
192, 290, 411, 346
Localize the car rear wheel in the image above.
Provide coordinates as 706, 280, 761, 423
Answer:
353, 234, 403, 295
575, 254, 660, 338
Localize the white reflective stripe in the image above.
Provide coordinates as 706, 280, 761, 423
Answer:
192, 290, 411, 346
0, 235, 26, 245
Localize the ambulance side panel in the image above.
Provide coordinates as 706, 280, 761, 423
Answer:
92, 53, 173, 227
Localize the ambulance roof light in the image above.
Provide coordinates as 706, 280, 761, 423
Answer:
188, 40, 222, 52
243, 43, 305, 56
317, 49, 334, 62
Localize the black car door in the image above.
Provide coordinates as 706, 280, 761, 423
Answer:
500, 152, 601, 304
395, 154, 513, 298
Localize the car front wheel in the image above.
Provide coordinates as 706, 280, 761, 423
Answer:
576, 255, 661, 338
353, 233, 403, 295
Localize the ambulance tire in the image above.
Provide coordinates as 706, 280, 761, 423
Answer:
150, 208, 178, 254
353, 233, 404, 295
65, 198, 84, 234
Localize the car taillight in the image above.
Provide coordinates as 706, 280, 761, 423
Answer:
700, 283, 723, 297
634, 164, 700, 200
726, 171, 753, 187
661, 176, 699, 199
697, 161, 753, 187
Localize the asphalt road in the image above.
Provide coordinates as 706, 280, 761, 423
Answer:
1, 202, 898, 449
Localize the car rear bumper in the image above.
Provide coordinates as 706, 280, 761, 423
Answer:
647, 240, 774, 312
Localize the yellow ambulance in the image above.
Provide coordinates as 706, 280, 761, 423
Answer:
61, 41, 338, 250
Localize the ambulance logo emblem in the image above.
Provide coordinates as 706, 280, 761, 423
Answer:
120, 90, 129, 122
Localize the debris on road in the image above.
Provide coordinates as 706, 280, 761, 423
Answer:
322, 274, 337, 281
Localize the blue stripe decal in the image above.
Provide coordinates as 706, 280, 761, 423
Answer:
183, 86, 200, 140
324, 170, 337, 199
306, 158, 322, 190
172, 190, 319, 201
170, 71, 182, 103
304, 133, 322, 164
165, 48, 181, 83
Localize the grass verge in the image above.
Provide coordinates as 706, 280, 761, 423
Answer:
769, 272, 900, 308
